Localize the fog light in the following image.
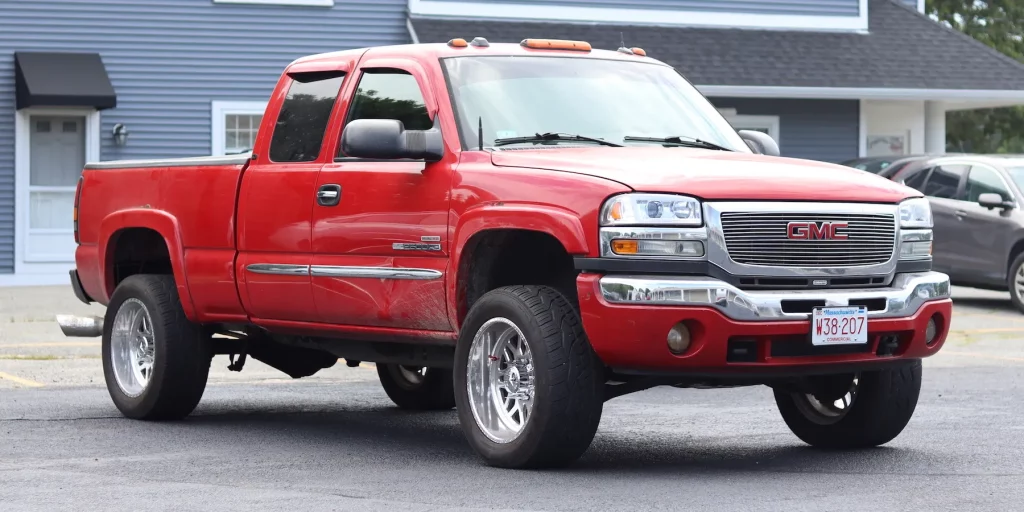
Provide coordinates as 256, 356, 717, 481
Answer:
925, 315, 939, 346
667, 323, 691, 354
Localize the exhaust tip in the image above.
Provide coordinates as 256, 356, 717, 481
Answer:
56, 314, 104, 337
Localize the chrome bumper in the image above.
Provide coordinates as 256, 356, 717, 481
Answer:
598, 271, 950, 321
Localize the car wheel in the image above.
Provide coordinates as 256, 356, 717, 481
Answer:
773, 359, 922, 449
454, 285, 604, 469
102, 274, 212, 420
1008, 253, 1024, 314
376, 364, 455, 410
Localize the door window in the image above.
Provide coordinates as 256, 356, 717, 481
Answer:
921, 164, 968, 199
900, 166, 931, 192
268, 71, 346, 163
344, 69, 432, 131
29, 116, 85, 230
964, 165, 1012, 203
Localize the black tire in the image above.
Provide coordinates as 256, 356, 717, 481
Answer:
773, 359, 922, 449
453, 285, 604, 469
101, 274, 212, 420
376, 364, 456, 410
1008, 252, 1024, 314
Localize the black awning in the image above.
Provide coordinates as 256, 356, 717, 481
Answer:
14, 52, 116, 110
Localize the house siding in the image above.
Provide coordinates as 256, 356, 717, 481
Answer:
463, 0, 861, 16
0, 0, 411, 274
710, 98, 860, 163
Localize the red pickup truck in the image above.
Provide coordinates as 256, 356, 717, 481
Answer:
58, 38, 951, 469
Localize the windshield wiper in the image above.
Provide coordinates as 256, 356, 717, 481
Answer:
493, 132, 624, 148
624, 135, 733, 151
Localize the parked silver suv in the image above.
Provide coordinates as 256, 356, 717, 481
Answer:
893, 155, 1024, 312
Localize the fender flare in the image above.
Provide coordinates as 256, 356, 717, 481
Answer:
97, 208, 197, 321
446, 202, 589, 330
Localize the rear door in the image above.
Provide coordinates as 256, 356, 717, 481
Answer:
236, 69, 349, 322
955, 163, 1019, 284
309, 59, 454, 331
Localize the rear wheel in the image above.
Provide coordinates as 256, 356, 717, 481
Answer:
376, 364, 455, 410
454, 285, 604, 469
102, 274, 212, 420
773, 360, 922, 449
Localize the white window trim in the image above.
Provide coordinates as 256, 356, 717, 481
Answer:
408, 0, 868, 32
13, 107, 100, 275
214, 0, 333, 7
724, 114, 780, 143
211, 100, 267, 156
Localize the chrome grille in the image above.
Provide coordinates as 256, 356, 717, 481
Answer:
720, 212, 895, 267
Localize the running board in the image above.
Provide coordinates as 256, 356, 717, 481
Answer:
56, 315, 104, 337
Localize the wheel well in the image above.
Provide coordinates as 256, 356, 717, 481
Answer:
108, 228, 173, 290
456, 229, 579, 325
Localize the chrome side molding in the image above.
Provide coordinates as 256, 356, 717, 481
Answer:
56, 314, 104, 337
245, 264, 441, 280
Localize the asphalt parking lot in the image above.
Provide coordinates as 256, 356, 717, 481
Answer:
3, 285, 1024, 511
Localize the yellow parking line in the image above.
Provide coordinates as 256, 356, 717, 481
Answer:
941, 351, 1024, 363
950, 327, 1024, 334
0, 371, 44, 388
0, 342, 99, 348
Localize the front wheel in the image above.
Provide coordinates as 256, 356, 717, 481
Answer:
773, 359, 922, 449
1008, 252, 1024, 314
454, 285, 604, 469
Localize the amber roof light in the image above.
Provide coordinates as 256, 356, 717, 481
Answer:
448, 38, 468, 48
520, 39, 592, 51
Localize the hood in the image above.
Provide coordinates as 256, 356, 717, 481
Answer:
489, 147, 917, 203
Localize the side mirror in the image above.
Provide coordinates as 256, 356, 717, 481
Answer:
978, 192, 1013, 210
738, 130, 780, 157
340, 118, 443, 162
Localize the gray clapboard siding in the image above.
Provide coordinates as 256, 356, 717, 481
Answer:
0, 0, 411, 274
710, 98, 860, 164
465, 0, 861, 16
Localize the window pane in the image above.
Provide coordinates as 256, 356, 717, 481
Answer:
346, 69, 432, 132
30, 191, 74, 230
923, 164, 967, 199
965, 166, 1010, 202
901, 167, 930, 191
269, 71, 345, 162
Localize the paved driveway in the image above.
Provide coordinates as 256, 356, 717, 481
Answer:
2, 284, 1023, 510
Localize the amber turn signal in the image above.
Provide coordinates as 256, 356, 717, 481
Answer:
520, 38, 592, 51
611, 240, 638, 255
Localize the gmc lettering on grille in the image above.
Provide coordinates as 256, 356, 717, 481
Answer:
786, 221, 849, 240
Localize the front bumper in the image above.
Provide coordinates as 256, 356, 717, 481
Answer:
576, 272, 952, 375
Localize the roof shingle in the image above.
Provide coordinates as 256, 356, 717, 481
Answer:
410, 0, 1024, 90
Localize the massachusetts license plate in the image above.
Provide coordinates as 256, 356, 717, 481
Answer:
811, 306, 868, 346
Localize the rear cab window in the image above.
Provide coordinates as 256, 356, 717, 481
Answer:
269, 71, 347, 162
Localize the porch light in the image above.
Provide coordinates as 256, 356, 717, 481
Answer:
112, 123, 129, 146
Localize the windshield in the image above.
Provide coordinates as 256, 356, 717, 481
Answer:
441, 56, 751, 152
1006, 167, 1024, 192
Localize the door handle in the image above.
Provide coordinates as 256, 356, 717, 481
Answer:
317, 184, 342, 207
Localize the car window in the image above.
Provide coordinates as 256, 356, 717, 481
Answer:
901, 167, 931, 191
345, 69, 432, 129
965, 165, 1012, 202
269, 71, 346, 163
922, 164, 968, 199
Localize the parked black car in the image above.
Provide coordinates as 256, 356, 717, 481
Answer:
839, 155, 913, 174
892, 154, 1024, 312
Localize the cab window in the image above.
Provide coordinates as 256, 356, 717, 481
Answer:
269, 71, 346, 162
922, 164, 969, 199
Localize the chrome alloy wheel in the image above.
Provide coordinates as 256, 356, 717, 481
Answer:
1015, 263, 1024, 304
793, 375, 859, 425
110, 298, 156, 397
466, 317, 536, 444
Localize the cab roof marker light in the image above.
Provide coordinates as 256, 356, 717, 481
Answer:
616, 47, 634, 55
630, 47, 647, 56
448, 38, 468, 48
470, 37, 490, 47
520, 38, 592, 52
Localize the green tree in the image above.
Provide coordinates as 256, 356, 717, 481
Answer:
927, 0, 1024, 153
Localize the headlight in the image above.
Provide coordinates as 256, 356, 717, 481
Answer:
600, 193, 702, 226
899, 197, 933, 229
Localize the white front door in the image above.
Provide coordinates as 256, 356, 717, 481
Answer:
14, 108, 99, 277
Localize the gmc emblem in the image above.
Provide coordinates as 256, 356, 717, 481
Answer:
787, 221, 848, 240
